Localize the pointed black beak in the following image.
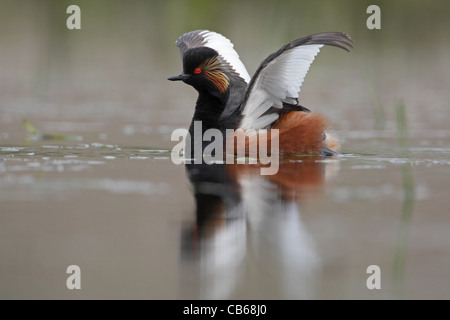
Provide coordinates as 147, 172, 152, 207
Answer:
168, 73, 188, 81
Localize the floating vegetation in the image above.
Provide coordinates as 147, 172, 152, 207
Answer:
22, 119, 82, 141
22, 119, 38, 135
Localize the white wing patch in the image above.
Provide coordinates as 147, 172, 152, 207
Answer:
199, 30, 251, 83
240, 44, 323, 129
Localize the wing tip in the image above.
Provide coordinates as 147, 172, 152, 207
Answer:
287, 32, 353, 53
311, 31, 354, 52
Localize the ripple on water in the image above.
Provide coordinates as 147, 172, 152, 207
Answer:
330, 183, 430, 202
139, 149, 169, 153
0, 174, 170, 199
91, 142, 117, 148
343, 153, 450, 167
0, 143, 177, 178
0, 147, 23, 152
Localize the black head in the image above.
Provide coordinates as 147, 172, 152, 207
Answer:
168, 47, 230, 98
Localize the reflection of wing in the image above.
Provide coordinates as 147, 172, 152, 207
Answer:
239, 32, 352, 130
175, 30, 251, 83
181, 160, 339, 298
238, 170, 320, 298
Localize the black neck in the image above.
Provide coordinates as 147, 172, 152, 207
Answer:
189, 90, 227, 134
186, 78, 247, 160
186, 90, 226, 161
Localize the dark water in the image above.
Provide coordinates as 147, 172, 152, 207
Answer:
1, 0, 450, 299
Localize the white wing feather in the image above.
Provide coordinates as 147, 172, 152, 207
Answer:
240, 44, 323, 129
199, 30, 251, 83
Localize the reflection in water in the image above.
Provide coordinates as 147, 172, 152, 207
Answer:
180, 159, 338, 299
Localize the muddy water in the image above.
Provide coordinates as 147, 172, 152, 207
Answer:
1, 0, 450, 299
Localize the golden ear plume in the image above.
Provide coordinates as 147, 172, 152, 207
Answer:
199, 57, 229, 93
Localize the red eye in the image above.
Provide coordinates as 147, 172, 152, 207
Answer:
194, 68, 201, 74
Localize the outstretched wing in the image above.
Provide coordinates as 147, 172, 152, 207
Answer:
238, 32, 353, 130
175, 30, 251, 83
